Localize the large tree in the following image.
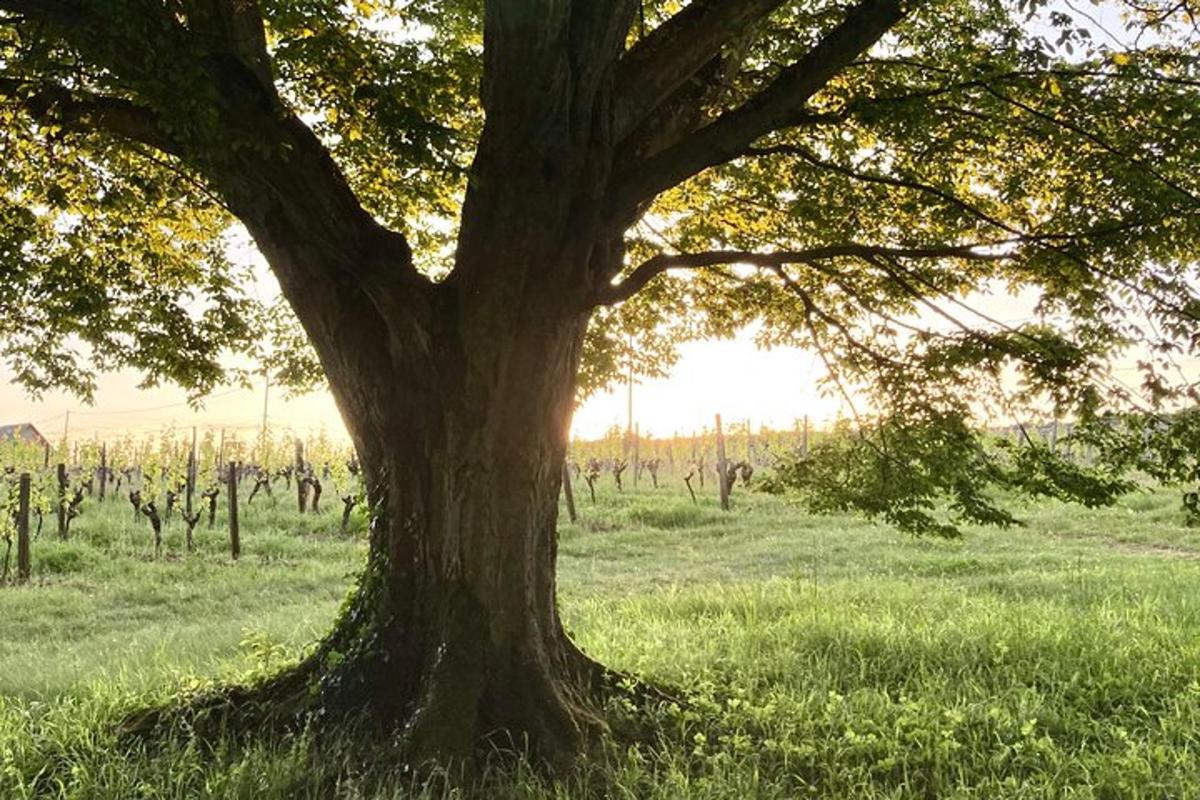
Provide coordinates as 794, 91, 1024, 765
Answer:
2, 0, 1199, 765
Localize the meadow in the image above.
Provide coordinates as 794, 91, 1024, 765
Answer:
2, 479, 1200, 798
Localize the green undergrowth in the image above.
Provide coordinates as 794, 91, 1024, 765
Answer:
3, 481, 1200, 797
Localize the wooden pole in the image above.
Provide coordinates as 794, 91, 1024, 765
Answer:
802, 415, 810, 455
633, 422, 640, 487
261, 368, 270, 440
228, 461, 240, 560
561, 461, 577, 523
98, 442, 107, 501
16, 473, 31, 582
295, 438, 307, 513
715, 414, 730, 511
56, 463, 68, 538
186, 426, 197, 517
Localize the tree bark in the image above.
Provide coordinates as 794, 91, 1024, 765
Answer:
245, 297, 605, 768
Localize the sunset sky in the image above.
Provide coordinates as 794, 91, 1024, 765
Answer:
0, 230, 1187, 446
0, 329, 843, 445
1, 275, 1180, 446
0, 232, 849, 445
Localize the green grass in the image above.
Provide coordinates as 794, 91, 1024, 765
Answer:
3, 479, 1200, 797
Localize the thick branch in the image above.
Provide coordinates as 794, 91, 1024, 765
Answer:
595, 243, 1010, 305
609, 0, 906, 215
3, 4, 433, 417
612, 0, 785, 141
600, 244, 1009, 305
9, 1, 425, 299
0, 78, 176, 152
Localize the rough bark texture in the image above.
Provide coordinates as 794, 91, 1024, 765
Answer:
184, 262, 612, 767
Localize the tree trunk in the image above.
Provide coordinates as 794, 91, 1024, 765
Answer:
129, 20, 639, 764
225, 284, 610, 768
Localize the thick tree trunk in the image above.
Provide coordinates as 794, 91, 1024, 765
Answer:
263, 293, 607, 767
127, 15, 638, 765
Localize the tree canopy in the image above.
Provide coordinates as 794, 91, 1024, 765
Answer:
2, 0, 1199, 504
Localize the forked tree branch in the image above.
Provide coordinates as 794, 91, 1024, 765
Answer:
608, 0, 907, 215
612, 0, 786, 141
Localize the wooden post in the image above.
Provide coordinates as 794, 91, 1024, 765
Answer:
802, 415, 810, 455
56, 462, 68, 538
715, 414, 730, 511
561, 461, 577, 523
633, 422, 640, 487
295, 438, 308, 513
228, 461, 240, 560
98, 442, 107, 500
16, 473, 31, 582
186, 426, 197, 517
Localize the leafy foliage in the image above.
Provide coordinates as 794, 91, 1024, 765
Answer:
1, 0, 1199, 521
762, 410, 1135, 536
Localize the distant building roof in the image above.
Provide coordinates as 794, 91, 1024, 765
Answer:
0, 423, 49, 448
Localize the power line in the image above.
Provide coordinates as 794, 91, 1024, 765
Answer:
68, 387, 246, 417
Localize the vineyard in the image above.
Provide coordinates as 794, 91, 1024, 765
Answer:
1, 411, 1181, 584
1, 416, 821, 581
0, 429, 363, 583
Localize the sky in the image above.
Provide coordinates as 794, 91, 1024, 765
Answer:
0, 255, 1178, 447
0, 330, 843, 445
3, 277, 1154, 447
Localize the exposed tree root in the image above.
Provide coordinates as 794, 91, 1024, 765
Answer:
118, 653, 324, 743
118, 630, 685, 774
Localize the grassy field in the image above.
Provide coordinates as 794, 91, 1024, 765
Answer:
2, 478, 1200, 798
